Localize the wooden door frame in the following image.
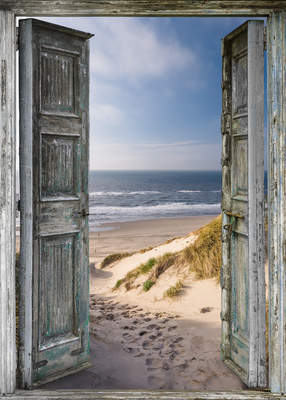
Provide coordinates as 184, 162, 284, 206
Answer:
0, 1, 285, 397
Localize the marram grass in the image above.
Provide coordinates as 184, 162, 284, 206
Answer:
164, 280, 183, 298
183, 215, 222, 282
112, 257, 158, 291
143, 279, 155, 292
101, 252, 132, 268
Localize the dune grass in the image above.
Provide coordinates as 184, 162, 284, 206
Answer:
183, 215, 222, 282
112, 252, 178, 292
164, 280, 183, 298
143, 279, 155, 292
139, 257, 157, 273
101, 252, 132, 268
113, 257, 158, 291
149, 253, 178, 280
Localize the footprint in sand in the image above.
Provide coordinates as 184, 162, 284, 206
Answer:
123, 346, 142, 356
162, 361, 170, 370
142, 340, 152, 350
122, 325, 135, 331
175, 360, 189, 372
173, 336, 184, 344
137, 354, 146, 360
168, 350, 178, 360
122, 332, 134, 341
145, 358, 162, 369
168, 325, 178, 332
152, 342, 164, 351
146, 324, 160, 330
142, 339, 164, 351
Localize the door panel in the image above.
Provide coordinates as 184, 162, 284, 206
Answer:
19, 19, 93, 387
220, 21, 266, 388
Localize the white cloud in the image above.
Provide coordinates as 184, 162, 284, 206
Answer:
90, 19, 197, 80
30, 17, 197, 81
92, 104, 124, 126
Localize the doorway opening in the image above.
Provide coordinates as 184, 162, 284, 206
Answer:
16, 16, 268, 392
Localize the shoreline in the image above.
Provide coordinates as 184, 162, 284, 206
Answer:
16, 215, 219, 257
91, 214, 220, 232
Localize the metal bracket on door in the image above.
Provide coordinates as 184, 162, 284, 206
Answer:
73, 209, 89, 217
224, 210, 244, 219
223, 210, 244, 241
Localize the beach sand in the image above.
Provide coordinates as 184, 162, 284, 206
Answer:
89, 215, 217, 286
41, 214, 246, 391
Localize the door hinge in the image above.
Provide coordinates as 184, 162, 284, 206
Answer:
73, 209, 89, 218
223, 210, 244, 219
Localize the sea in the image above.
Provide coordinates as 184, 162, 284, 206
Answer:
16, 170, 268, 232
89, 170, 221, 231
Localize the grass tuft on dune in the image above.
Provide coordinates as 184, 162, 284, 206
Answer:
101, 252, 132, 268
113, 257, 158, 291
149, 253, 178, 280
183, 215, 222, 282
113, 253, 178, 292
164, 280, 184, 298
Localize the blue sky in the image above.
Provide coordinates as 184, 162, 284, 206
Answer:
22, 17, 266, 170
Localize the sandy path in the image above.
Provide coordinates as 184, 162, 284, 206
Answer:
42, 292, 244, 390
42, 215, 245, 391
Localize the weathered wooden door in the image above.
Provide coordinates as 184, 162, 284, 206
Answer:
221, 21, 266, 388
18, 19, 93, 388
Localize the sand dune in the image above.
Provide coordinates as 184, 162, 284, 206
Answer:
86, 216, 245, 391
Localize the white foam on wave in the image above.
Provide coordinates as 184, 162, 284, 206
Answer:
89, 202, 221, 216
177, 190, 221, 193
177, 190, 201, 193
90, 190, 221, 197
89, 191, 161, 197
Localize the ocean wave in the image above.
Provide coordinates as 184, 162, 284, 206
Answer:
90, 190, 221, 197
177, 190, 201, 193
177, 190, 221, 193
89, 202, 221, 216
89, 191, 161, 197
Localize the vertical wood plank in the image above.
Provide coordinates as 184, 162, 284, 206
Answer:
18, 18, 33, 389
220, 37, 232, 363
248, 21, 266, 388
267, 11, 286, 394
0, 10, 16, 395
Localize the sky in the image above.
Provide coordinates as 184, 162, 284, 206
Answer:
18, 17, 266, 170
